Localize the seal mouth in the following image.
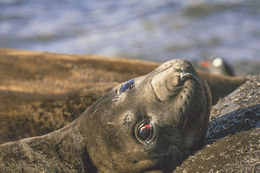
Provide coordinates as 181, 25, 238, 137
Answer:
176, 73, 203, 129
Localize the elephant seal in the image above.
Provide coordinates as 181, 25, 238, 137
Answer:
0, 59, 211, 172
0, 49, 246, 145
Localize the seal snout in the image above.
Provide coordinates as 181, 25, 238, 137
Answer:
151, 60, 196, 101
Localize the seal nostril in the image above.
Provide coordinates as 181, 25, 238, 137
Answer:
177, 76, 182, 85
180, 72, 192, 82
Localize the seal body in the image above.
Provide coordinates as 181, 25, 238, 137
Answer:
0, 59, 211, 172
0, 49, 246, 144
0, 122, 97, 173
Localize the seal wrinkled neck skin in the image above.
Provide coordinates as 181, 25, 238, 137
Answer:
0, 119, 98, 173
80, 59, 212, 172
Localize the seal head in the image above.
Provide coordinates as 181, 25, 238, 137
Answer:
81, 59, 211, 172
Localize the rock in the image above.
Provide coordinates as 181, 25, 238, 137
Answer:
174, 129, 259, 173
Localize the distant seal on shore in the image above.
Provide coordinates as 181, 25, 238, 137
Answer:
0, 59, 211, 172
0, 49, 247, 144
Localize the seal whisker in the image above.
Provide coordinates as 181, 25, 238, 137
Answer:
112, 131, 121, 139
89, 107, 100, 118
89, 97, 111, 118
106, 122, 116, 125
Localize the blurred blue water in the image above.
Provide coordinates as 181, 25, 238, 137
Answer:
0, 0, 260, 62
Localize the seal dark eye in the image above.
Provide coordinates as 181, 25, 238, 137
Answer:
120, 79, 135, 93
137, 122, 153, 141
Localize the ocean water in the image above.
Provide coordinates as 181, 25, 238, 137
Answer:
0, 0, 260, 62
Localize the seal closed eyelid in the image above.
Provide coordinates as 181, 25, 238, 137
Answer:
120, 79, 135, 93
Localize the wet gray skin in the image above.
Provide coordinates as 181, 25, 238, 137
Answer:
0, 59, 211, 173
